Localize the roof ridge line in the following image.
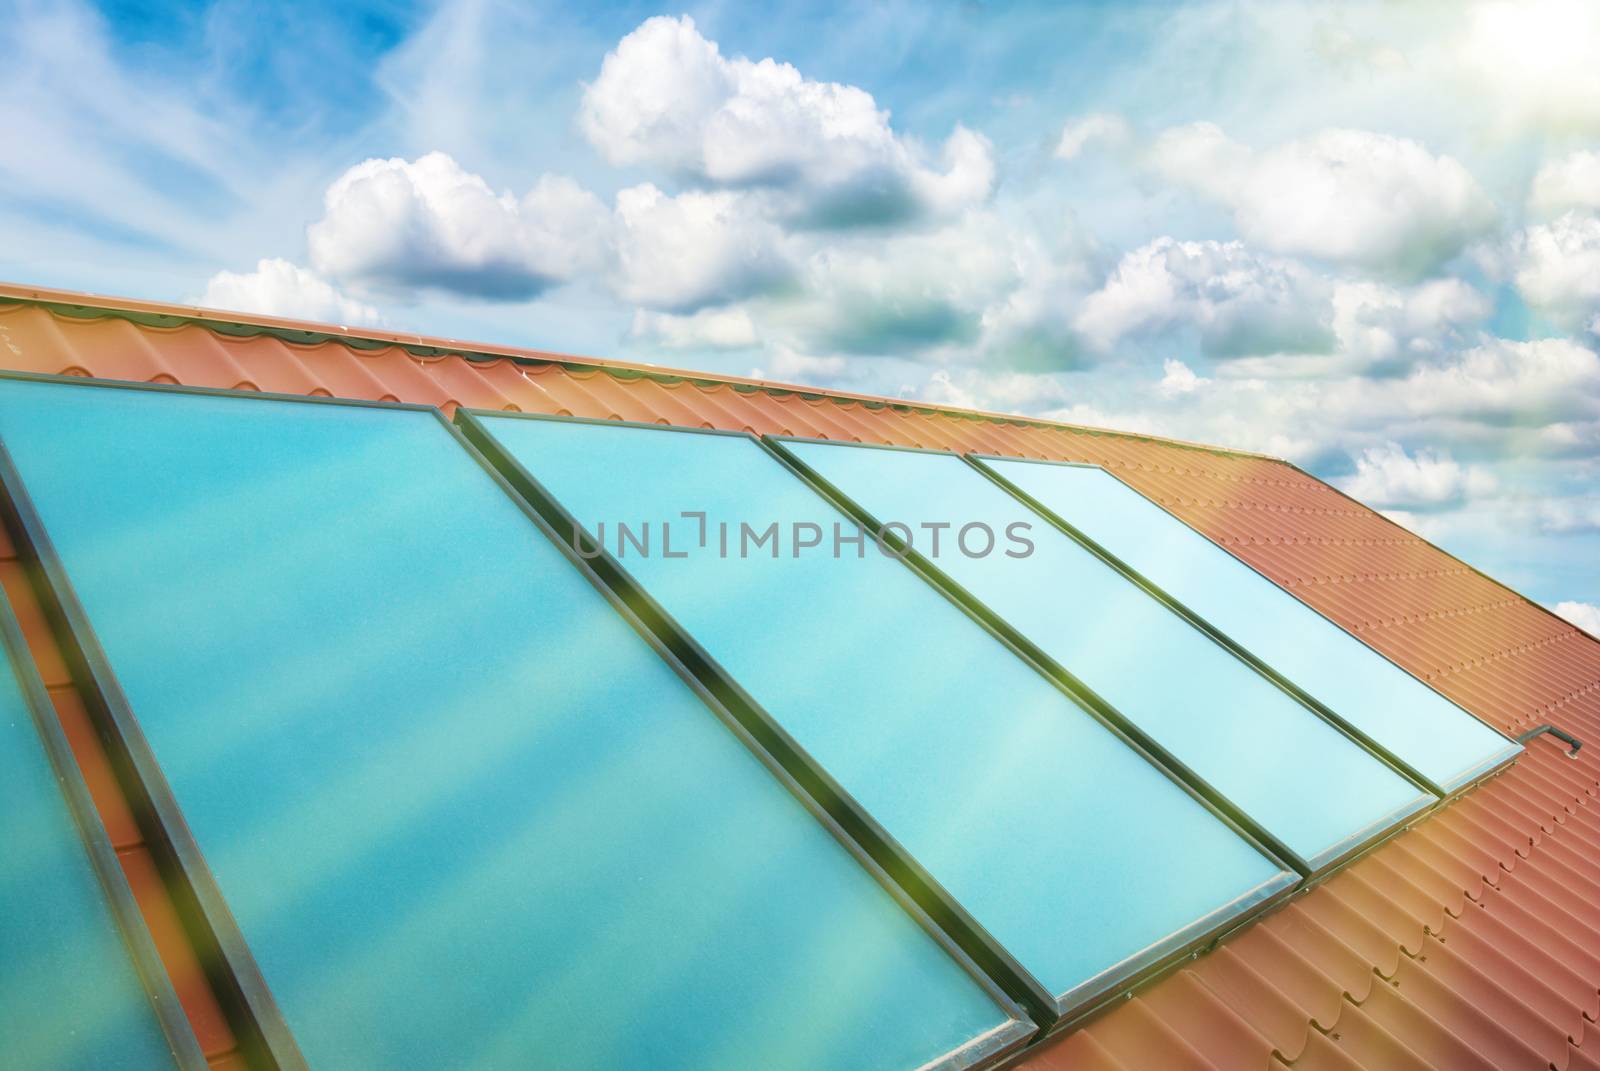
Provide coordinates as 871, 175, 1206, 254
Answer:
0, 280, 1286, 464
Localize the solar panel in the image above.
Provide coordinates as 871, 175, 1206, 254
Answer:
776, 439, 1435, 871
0, 375, 1029, 1071
973, 456, 1522, 791
0, 582, 197, 1069
465, 412, 1297, 1021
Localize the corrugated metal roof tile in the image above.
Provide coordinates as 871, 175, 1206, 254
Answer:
1189, 944, 1314, 1058
1285, 1027, 1367, 1070
1138, 971, 1278, 1070
1350, 978, 1505, 1071
1046, 997, 1223, 1071
1219, 922, 1348, 1033
1571, 1038, 1600, 1071
1400, 933, 1571, 1066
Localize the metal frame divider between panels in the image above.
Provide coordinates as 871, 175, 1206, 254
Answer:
0, 436, 303, 1070
967, 452, 1524, 797
766, 434, 1449, 873
455, 407, 1059, 1045
445, 407, 1041, 1071
763, 435, 1313, 871
758, 435, 1519, 1034
0, 368, 1531, 1062
0, 546, 210, 1071
440, 405, 1038, 1071
963, 454, 1446, 798
457, 407, 1301, 1041
748, 435, 1317, 1023
0, 370, 1037, 1071
0, 372, 450, 1071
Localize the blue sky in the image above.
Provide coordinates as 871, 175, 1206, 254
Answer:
3, 0, 1599, 622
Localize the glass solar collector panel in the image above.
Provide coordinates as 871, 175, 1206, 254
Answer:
975, 456, 1522, 790
466, 411, 1298, 1020
777, 438, 1435, 870
0, 375, 1027, 1071
0, 584, 196, 1070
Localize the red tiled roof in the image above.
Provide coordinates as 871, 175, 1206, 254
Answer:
2, 281, 1597, 1070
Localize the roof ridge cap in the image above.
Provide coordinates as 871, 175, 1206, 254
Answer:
0, 280, 1286, 464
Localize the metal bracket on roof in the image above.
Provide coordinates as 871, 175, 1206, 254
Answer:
1516, 723, 1584, 758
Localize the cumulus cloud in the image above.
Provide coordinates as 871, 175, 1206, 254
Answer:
1553, 600, 1600, 635
610, 184, 793, 312
1456, 0, 1600, 135
1329, 278, 1491, 370
613, 206, 1094, 373
1073, 234, 1493, 373
776, 218, 1020, 357
1338, 442, 1497, 510
306, 152, 609, 300
1510, 211, 1600, 332
1073, 238, 1332, 357
1149, 125, 1495, 276
197, 258, 381, 325
919, 368, 1073, 413
629, 306, 759, 350
1394, 336, 1600, 426
753, 348, 855, 384
1054, 113, 1130, 160
745, 210, 1092, 370
1537, 499, 1600, 533
1528, 150, 1600, 216
580, 15, 994, 226
1158, 358, 1206, 397
1023, 332, 1600, 474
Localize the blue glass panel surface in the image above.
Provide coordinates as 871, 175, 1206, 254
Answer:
0, 605, 182, 1070
0, 378, 1019, 1071
978, 457, 1520, 790
784, 441, 1432, 867
474, 413, 1294, 1006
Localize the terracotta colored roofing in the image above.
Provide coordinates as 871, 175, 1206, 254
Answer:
2, 280, 1598, 1070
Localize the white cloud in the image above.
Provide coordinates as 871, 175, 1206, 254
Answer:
1158, 358, 1206, 397
1074, 238, 1331, 357
774, 213, 1023, 358
1149, 125, 1495, 276
306, 152, 609, 299
197, 258, 380, 325
1338, 441, 1497, 510
1073, 234, 1492, 371
1054, 113, 1130, 160
1536, 498, 1600, 533
580, 15, 993, 226
745, 209, 1096, 371
1511, 211, 1600, 332
1330, 277, 1491, 368
1553, 600, 1600, 634
999, 333, 1600, 473
965, 217, 1101, 372
753, 348, 855, 384
629, 306, 759, 350
1392, 337, 1600, 426
1456, 0, 1600, 135
620, 208, 1093, 378
912, 126, 998, 218
1528, 150, 1600, 216
610, 184, 792, 312
1146, 122, 1250, 201
918, 368, 1073, 413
